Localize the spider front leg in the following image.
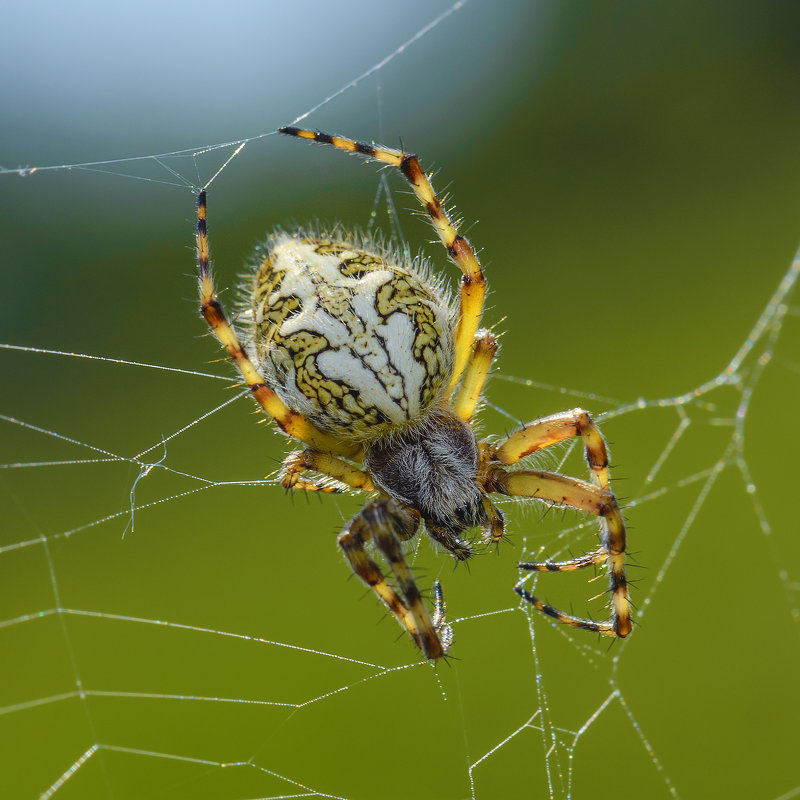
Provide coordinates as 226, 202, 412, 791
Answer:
338, 497, 451, 659
280, 450, 373, 494
483, 409, 630, 621
482, 466, 631, 637
279, 127, 487, 392
487, 409, 613, 491
195, 191, 358, 457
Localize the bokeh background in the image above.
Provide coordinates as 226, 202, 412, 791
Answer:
2, 1, 800, 798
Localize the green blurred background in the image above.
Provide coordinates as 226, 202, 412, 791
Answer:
2, 1, 800, 798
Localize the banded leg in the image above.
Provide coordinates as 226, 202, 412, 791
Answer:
338, 498, 447, 659
519, 548, 606, 572
279, 127, 487, 392
280, 450, 374, 493
484, 467, 631, 637
485, 408, 630, 632
514, 587, 609, 634
196, 191, 358, 457
488, 408, 612, 492
453, 329, 498, 422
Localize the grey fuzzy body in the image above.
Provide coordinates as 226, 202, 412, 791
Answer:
364, 406, 486, 535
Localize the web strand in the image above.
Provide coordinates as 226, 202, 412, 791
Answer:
0, 0, 470, 192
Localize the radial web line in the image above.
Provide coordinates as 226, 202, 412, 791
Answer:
0, 0, 469, 188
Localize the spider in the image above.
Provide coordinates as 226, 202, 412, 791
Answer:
193, 126, 631, 659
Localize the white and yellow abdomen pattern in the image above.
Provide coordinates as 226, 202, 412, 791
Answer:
250, 235, 453, 440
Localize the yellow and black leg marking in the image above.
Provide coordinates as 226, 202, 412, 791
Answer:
488, 409, 614, 493
280, 449, 373, 493
338, 498, 447, 659
483, 465, 631, 638
519, 548, 606, 572
195, 191, 358, 457
278, 127, 487, 393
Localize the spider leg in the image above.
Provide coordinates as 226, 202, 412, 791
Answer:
486, 409, 612, 493
195, 191, 358, 457
280, 450, 374, 494
338, 498, 448, 659
278, 127, 486, 393
514, 586, 610, 634
519, 547, 606, 572
453, 330, 498, 422
483, 409, 630, 630
483, 467, 631, 637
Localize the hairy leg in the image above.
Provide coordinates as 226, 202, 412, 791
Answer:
483, 466, 631, 637
280, 450, 372, 493
338, 498, 448, 659
195, 191, 359, 457
278, 127, 487, 393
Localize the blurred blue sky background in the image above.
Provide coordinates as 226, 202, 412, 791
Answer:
2, 3, 800, 799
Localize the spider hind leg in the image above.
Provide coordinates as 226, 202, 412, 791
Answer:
514, 585, 615, 635
483, 466, 631, 638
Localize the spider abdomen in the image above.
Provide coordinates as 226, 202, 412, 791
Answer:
250, 234, 454, 439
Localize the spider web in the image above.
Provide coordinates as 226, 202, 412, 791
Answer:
2, 2, 800, 799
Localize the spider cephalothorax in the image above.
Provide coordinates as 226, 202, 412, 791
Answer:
193, 126, 632, 660
364, 407, 487, 546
